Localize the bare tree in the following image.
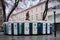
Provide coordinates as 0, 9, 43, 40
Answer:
42, 0, 49, 20
1, 0, 19, 22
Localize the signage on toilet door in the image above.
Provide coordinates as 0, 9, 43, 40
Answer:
24, 22, 29, 34
8, 23, 12, 35
14, 23, 18, 35
33, 23, 37, 34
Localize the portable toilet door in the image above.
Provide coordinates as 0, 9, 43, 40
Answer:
18, 22, 22, 35
24, 22, 29, 35
13, 22, 18, 35
37, 22, 43, 35
50, 23, 53, 34
17, 22, 20, 35
32, 22, 37, 35
29, 22, 33, 35
21, 23, 24, 35
3, 22, 8, 35
8, 22, 12, 35
43, 21, 46, 34
47, 23, 50, 34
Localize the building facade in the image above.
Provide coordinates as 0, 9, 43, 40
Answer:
9, 1, 46, 22
9, 0, 57, 22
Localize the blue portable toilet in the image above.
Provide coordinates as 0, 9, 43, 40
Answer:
17, 22, 21, 35
45, 22, 47, 34
43, 21, 47, 34
24, 21, 30, 35
3, 22, 8, 35
32, 22, 37, 35
7, 22, 12, 35
18, 22, 22, 35
21, 22, 24, 35
37, 21, 43, 35
12, 22, 18, 35
46, 21, 53, 34
45, 21, 49, 34
29, 22, 33, 35
50, 23, 53, 34
47, 22, 50, 34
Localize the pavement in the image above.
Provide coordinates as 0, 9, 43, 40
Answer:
0, 32, 60, 40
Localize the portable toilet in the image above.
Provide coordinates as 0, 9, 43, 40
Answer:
24, 21, 30, 35
18, 22, 22, 35
37, 21, 43, 35
3, 22, 8, 35
12, 22, 18, 35
47, 22, 50, 34
46, 21, 53, 34
32, 21, 37, 35
50, 23, 53, 34
29, 21, 33, 35
43, 21, 47, 34
7, 22, 12, 35
21, 21, 25, 35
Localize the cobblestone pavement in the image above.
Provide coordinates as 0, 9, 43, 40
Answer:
0, 32, 60, 40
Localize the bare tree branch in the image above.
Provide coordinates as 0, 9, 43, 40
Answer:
1, 0, 19, 22
42, 0, 49, 20
7, 0, 20, 21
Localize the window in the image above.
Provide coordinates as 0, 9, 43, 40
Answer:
54, 4, 60, 9
31, 15, 33, 20
32, 0, 35, 1
58, 5, 60, 9
36, 14, 38, 20
36, 7, 37, 12
56, 14, 60, 18
39, 0, 41, 1
48, 15, 53, 21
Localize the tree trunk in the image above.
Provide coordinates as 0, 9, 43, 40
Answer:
1, 0, 6, 22
42, 0, 49, 20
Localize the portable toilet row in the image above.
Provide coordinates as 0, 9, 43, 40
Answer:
3, 21, 53, 35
